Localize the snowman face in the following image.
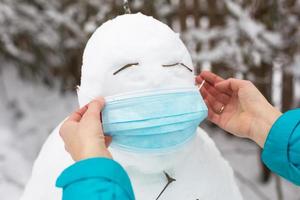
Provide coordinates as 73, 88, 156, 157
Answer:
78, 13, 195, 106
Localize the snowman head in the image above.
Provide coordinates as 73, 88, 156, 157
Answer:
78, 13, 195, 106
77, 13, 205, 173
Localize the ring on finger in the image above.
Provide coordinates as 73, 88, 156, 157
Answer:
219, 105, 225, 114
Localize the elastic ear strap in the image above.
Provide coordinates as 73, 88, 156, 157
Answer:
198, 80, 205, 90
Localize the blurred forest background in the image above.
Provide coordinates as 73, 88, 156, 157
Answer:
0, 0, 300, 200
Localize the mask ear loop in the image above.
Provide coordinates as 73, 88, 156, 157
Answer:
197, 80, 205, 90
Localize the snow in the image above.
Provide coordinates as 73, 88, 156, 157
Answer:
0, 67, 77, 199
272, 62, 283, 110
293, 55, 300, 105
0, 1, 299, 199
210, 125, 300, 200
78, 13, 195, 106
182, 0, 289, 74
20, 14, 242, 200
1, 67, 300, 199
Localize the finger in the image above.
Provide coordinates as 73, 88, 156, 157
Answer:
199, 71, 224, 85
67, 105, 88, 122
203, 81, 231, 104
200, 87, 225, 113
203, 89, 225, 114
59, 121, 77, 139
64, 145, 69, 153
204, 99, 221, 125
215, 80, 232, 96
82, 97, 105, 123
195, 75, 203, 84
195, 75, 206, 90
215, 78, 247, 95
199, 84, 209, 98
104, 136, 112, 148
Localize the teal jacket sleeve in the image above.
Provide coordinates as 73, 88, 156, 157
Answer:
56, 157, 135, 200
262, 108, 300, 186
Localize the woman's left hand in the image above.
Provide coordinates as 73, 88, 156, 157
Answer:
195, 71, 281, 148
59, 97, 112, 161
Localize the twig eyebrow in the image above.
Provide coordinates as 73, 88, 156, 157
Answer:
162, 63, 193, 72
113, 63, 139, 75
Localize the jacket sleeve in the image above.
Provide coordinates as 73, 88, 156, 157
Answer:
56, 157, 135, 200
262, 108, 300, 186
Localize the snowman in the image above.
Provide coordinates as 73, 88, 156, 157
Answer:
21, 13, 242, 200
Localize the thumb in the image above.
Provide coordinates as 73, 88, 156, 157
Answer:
215, 78, 244, 95
215, 80, 232, 95
81, 97, 105, 124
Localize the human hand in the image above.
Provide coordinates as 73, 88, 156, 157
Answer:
196, 71, 282, 148
59, 97, 112, 161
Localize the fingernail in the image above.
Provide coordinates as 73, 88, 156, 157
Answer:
95, 97, 105, 102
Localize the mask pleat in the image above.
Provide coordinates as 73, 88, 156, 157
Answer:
111, 126, 198, 153
102, 91, 206, 123
101, 88, 208, 153
103, 112, 207, 134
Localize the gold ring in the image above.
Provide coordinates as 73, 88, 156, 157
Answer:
219, 105, 225, 114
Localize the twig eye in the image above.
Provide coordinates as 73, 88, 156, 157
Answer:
162, 63, 193, 72
113, 63, 139, 75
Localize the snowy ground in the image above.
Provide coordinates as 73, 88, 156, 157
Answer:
207, 124, 300, 200
0, 68, 78, 200
0, 68, 299, 200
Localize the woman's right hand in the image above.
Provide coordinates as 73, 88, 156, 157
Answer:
196, 71, 282, 148
59, 97, 112, 161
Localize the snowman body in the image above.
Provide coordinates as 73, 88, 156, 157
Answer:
21, 126, 242, 200
21, 13, 242, 200
113, 128, 242, 200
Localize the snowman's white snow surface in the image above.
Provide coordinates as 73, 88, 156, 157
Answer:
21, 13, 243, 200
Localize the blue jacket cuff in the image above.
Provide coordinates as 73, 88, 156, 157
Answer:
262, 109, 300, 185
56, 157, 134, 199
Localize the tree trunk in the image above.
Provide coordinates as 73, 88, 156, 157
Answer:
281, 70, 294, 112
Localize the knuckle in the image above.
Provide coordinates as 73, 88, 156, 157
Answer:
64, 145, 69, 153
59, 123, 67, 137
244, 80, 253, 86
90, 98, 105, 108
90, 99, 98, 105
97, 98, 105, 107
59, 129, 64, 138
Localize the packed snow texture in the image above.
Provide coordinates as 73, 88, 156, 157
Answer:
0, 1, 299, 199
78, 13, 194, 106
21, 13, 242, 200
0, 67, 78, 200
1, 68, 300, 199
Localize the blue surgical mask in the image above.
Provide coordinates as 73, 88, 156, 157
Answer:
101, 87, 208, 153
